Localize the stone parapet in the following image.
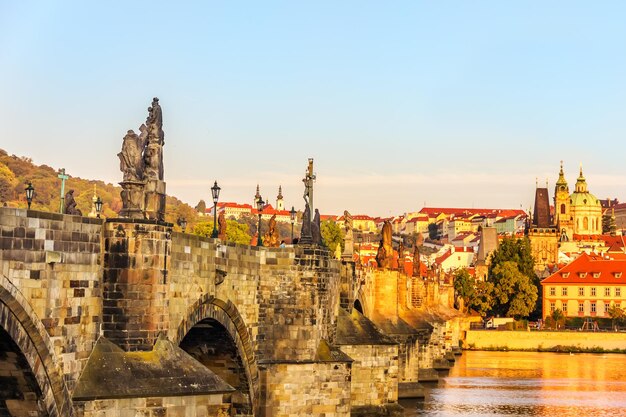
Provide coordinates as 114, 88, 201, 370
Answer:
0, 207, 103, 394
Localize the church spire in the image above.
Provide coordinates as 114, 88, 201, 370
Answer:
575, 163, 587, 193
277, 185, 283, 200
556, 160, 567, 188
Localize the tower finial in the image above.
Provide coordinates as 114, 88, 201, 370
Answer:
535, 177, 538, 188
545, 178, 548, 188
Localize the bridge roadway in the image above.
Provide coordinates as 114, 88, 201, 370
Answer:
0, 207, 465, 417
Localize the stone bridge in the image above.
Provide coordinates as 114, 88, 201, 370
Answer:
0, 207, 467, 417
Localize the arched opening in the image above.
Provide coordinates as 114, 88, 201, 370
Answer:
354, 299, 364, 314
583, 217, 589, 230
0, 326, 48, 416
560, 204, 566, 214
180, 319, 252, 416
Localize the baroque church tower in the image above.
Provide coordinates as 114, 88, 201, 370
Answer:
554, 161, 573, 241
276, 185, 284, 211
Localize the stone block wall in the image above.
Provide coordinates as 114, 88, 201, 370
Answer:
169, 237, 343, 364
102, 220, 171, 351
258, 361, 351, 417
75, 394, 230, 417
339, 344, 398, 407
0, 208, 102, 392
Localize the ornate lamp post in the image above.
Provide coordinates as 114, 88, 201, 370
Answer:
177, 216, 187, 233
290, 206, 296, 242
25, 182, 34, 209
256, 196, 264, 247
211, 181, 221, 238
95, 196, 103, 218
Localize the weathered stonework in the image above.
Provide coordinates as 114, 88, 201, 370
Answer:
0, 207, 465, 416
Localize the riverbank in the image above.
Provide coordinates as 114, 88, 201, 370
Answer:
464, 330, 626, 353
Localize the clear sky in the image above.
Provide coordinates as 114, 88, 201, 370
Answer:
2, 2, 625, 217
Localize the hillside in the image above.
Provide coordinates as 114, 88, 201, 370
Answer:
0, 148, 200, 230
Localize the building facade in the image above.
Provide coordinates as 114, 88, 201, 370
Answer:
541, 253, 626, 320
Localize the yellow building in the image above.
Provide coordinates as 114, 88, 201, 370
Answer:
541, 253, 626, 320
555, 163, 602, 240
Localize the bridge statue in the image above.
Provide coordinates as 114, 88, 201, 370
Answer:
376, 220, 393, 268
342, 210, 354, 260
119, 98, 167, 221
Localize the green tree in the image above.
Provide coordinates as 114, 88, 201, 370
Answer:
489, 261, 538, 318
488, 237, 540, 318
193, 221, 214, 238
427, 223, 438, 240
225, 219, 251, 245
607, 305, 625, 330
551, 308, 565, 329
471, 280, 495, 317
453, 269, 475, 313
321, 220, 344, 252
195, 199, 207, 213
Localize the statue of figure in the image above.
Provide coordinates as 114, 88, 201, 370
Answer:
151, 97, 163, 136
312, 208, 322, 245
375, 240, 387, 268
218, 211, 227, 240
143, 142, 161, 180
344, 210, 353, 241
412, 243, 421, 277
342, 210, 354, 259
118, 130, 144, 181
299, 203, 312, 243
64, 189, 82, 215
376, 220, 393, 268
263, 214, 280, 247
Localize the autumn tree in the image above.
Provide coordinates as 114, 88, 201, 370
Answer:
225, 219, 251, 245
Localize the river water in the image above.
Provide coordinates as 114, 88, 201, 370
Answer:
401, 350, 626, 417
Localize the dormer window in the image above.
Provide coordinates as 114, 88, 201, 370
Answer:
592, 272, 600, 278
578, 272, 587, 278
615, 272, 622, 278
562, 272, 570, 278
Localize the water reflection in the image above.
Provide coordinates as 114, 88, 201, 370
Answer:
403, 351, 626, 417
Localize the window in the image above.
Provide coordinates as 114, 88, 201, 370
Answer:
591, 302, 596, 313
616, 272, 622, 278
562, 287, 568, 296
562, 272, 570, 278
605, 303, 610, 314
550, 287, 556, 296
578, 287, 584, 296
578, 303, 584, 313
591, 287, 596, 296
617, 288, 622, 297
550, 302, 556, 313
562, 303, 567, 313
605, 288, 611, 297
560, 204, 565, 214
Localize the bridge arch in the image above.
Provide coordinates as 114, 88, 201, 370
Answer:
175, 295, 257, 416
0, 275, 74, 417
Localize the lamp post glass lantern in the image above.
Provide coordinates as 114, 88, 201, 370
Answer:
177, 216, 187, 233
95, 196, 103, 218
256, 196, 264, 247
25, 182, 34, 209
290, 206, 296, 242
211, 181, 221, 238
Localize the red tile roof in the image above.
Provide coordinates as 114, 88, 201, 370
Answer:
541, 252, 626, 285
